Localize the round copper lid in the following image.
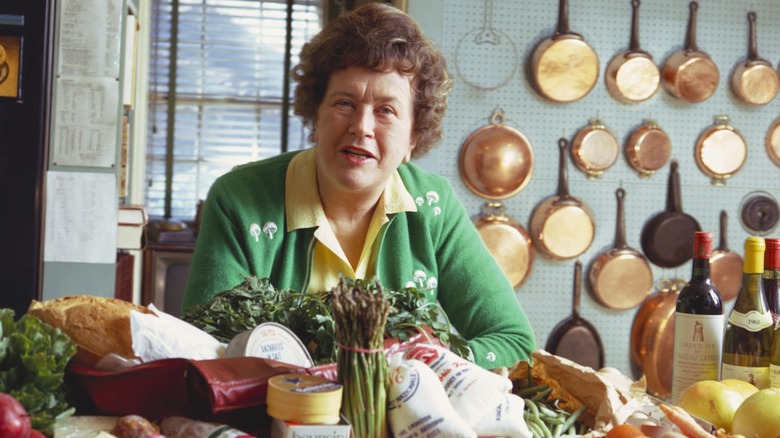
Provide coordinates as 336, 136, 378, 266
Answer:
765, 118, 780, 168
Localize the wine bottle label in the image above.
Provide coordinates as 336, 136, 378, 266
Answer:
771, 364, 780, 389
721, 363, 770, 389
728, 309, 773, 332
671, 313, 724, 404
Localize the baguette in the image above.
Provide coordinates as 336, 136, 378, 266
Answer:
27, 295, 154, 366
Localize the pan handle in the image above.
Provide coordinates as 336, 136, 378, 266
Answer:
719, 210, 730, 250
684, 1, 700, 51
556, 138, 571, 198
572, 260, 583, 318
557, 0, 571, 35
614, 188, 629, 249
746, 12, 759, 62
666, 160, 684, 213
629, 0, 642, 52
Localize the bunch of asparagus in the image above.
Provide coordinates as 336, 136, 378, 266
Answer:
332, 278, 392, 438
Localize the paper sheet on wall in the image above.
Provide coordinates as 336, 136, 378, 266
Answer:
44, 171, 117, 264
52, 76, 119, 168
57, 0, 122, 78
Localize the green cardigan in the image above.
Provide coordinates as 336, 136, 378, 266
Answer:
183, 150, 536, 368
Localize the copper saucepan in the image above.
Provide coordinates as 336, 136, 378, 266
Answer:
473, 202, 535, 289
662, 1, 719, 103
530, 0, 599, 103
710, 210, 743, 301
459, 108, 534, 200
605, 0, 660, 103
629, 278, 685, 399
694, 115, 746, 186
624, 119, 671, 178
730, 12, 779, 106
588, 188, 653, 310
529, 138, 595, 260
765, 118, 780, 169
570, 118, 619, 179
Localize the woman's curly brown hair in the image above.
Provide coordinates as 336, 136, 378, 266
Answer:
292, 3, 452, 158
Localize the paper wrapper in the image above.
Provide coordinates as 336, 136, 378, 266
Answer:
130, 304, 225, 363
511, 350, 653, 432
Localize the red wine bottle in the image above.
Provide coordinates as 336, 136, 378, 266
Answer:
671, 231, 724, 403
764, 238, 780, 326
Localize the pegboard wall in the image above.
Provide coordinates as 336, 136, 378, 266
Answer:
408, 0, 780, 377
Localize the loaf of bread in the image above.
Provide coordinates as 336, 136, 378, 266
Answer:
27, 295, 154, 366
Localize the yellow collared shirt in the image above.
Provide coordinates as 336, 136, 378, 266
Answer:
285, 147, 417, 293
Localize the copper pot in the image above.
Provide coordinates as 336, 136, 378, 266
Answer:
529, 0, 599, 103
710, 210, 743, 301
473, 202, 534, 289
694, 115, 746, 186
529, 138, 595, 260
570, 118, 619, 179
765, 117, 780, 169
730, 12, 779, 106
662, 1, 719, 103
605, 0, 660, 103
459, 108, 534, 200
624, 119, 671, 178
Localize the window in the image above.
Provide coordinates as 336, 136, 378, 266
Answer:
146, 0, 323, 219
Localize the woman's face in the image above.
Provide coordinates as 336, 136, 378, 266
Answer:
313, 65, 417, 200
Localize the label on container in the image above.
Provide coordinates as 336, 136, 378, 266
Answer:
728, 309, 773, 332
721, 363, 770, 389
225, 322, 314, 367
771, 364, 780, 389
671, 313, 724, 404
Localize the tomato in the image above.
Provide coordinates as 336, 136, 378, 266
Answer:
0, 392, 31, 438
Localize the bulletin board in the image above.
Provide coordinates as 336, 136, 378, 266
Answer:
410, 0, 780, 379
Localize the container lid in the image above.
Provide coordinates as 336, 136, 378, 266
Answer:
267, 374, 343, 424
225, 322, 314, 368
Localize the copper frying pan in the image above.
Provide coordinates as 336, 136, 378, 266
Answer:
624, 119, 671, 178
605, 0, 660, 103
459, 108, 534, 200
473, 202, 535, 289
629, 278, 685, 399
545, 260, 605, 370
530, 0, 599, 103
529, 138, 596, 260
588, 188, 653, 310
640, 160, 702, 268
730, 12, 779, 106
662, 1, 719, 103
710, 210, 742, 301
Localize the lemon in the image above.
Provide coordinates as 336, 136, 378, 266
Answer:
732, 387, 780, 438
677, 380, 743, 432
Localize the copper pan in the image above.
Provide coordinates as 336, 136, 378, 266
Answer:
587, 188, 653, 310
629, 278, 685, 399
764, 118, 780, 169
710, 210, 742, 301
529, 138, 595, 260
473, 202, 535, 289
662, 1, 719, 103
605, 0, 660, 103
529, 0, 599, 103
624, 119, 671, 178
730, 12, 779, 106
570, 118, 619, 179
694, 115, 746, 186
459, 108, 534, 200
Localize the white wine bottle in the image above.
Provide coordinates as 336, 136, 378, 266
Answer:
671, 231, 724, 404
722, 237, 773, 389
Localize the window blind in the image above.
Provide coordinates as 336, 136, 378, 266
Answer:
146, 0, 323, 219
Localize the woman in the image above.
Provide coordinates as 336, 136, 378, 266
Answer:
182, 3, 535, 369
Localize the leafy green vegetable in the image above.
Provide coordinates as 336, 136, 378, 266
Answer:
182, 276, 470, 364
0, 308, 77, 433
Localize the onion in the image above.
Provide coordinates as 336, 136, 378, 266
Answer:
0, 392, 31, 438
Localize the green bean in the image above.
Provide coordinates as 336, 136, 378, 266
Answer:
531, 386, 554, 402
530, 415, 553, 438
558, 405, 588, 433
517, 383, 550, 398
